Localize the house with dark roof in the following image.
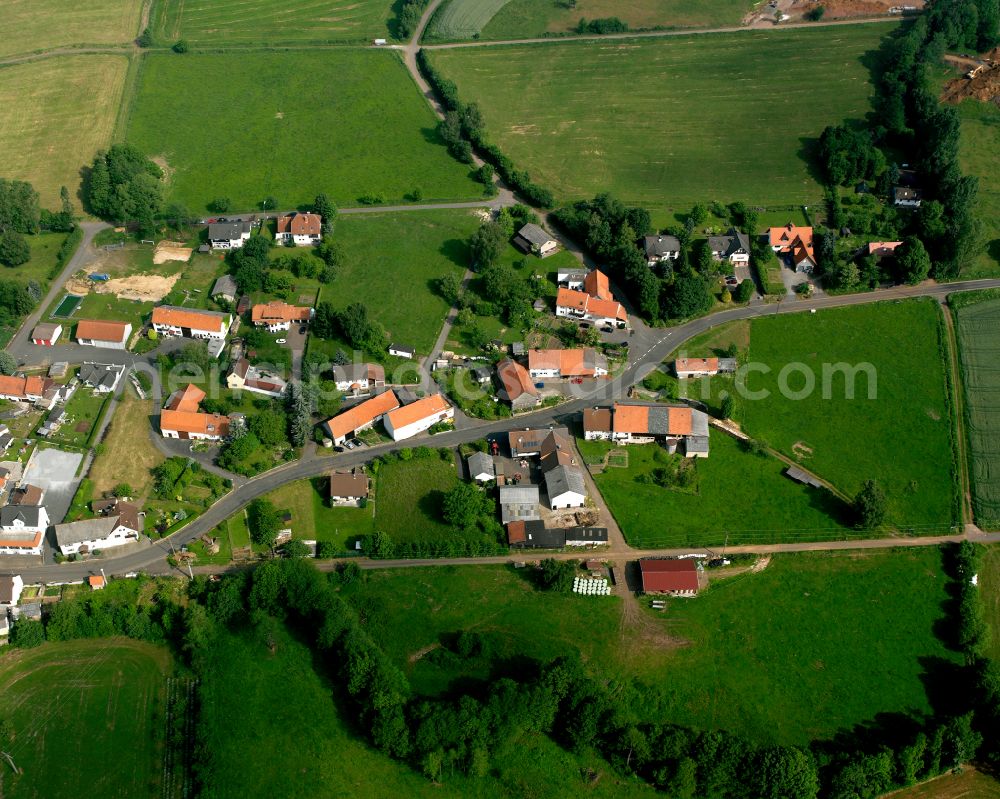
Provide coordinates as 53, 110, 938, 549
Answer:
208, 221, 252, 250
211, 274, 238, 303
53, 502, 143, 556
388, 343, 415, 359
642, 234, 682, 265
0, 506, 49, 556
639, 559, 702, 596
708, 227, 751, 266
78, 362, 126, 394
512, 224, 558, 257
544, 464, 587, 510
467, 451, 496, 483
498, 484, 540, 525
8, 484, 44, 506
329, 472, 369, 506
566, 527, 609, 546
507, 519, 565, 548
893, 187, 923, 208
0, 574, 23, 606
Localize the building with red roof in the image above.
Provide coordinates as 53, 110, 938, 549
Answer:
639, 559, 701, 595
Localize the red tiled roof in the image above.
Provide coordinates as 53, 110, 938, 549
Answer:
675, 358, 719, 374
166, 384, 206, 413
640, 559, 699, 592
76, 319, 130, 343
768, 224, 814, 257
160, 410, 230, 437
0, 375, 51, 399
324, 391, 399, 440
507, 521, 526, 545
528, 348, 594, 377
583, 269, 611, 300
276, 212, 322, 236
386, 393, 450, 429
582, 407, 612, 434
867, 241, 903, 257
497, 358, 537, 401
251, 301, 312, 325
152, 306, 228, 333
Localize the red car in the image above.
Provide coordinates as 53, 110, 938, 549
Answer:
572, 377, 584, 384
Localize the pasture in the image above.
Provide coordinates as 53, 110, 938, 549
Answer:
956, 99, 1000, 278
955, 297, 1000, 529
126, 52, 479, 212
151, 0, 396, 45
593, 433, 853, 548
0, 55, 128, 207
0, 638, 169, 798
980, 544, 1000, 663
345, 549, 958, 744
0, 0, 142, 58
428, 24, 894, 209
680, 300, 957, 529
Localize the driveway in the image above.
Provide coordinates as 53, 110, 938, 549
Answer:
22, 447, 84, 524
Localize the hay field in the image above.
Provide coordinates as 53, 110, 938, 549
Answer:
429, 24, 894, 209
0, 55, 129, 207
0, 0, 142, 58
151, 0, 397, 45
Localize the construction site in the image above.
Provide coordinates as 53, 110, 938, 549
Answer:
942, 49, 1000, 105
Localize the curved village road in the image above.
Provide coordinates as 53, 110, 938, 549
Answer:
12, 276, 1000, 583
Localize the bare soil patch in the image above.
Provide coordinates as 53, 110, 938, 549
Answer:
153, 240, 192, 265
941, 49, 1000, 105
66, 271, 181, 302
792, 441, 814, 459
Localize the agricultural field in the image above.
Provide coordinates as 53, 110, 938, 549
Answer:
264, 476, 374, 549
954, 296, 1000, 528
980, 544, 1000, 664
0, 639, 170, 798
593, 433, 853, 548
428, 24, 894, 210
887, 767, 1000, 798
346, 548, 958, 744
373, 452, 463, 544
0, 55, 129, 207
956, 99, 1000, 278
676, 300, 957, 529
87, 393, 164, 502
126, 52, 480, 213
0, 0, 142, 57
150, 0, 397, 45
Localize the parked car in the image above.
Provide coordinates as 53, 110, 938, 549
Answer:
298, 326, 307, 334
345, 440, 355, 450
534, 382, 544, 389
275, 338, 287, 344
572, 377, 584, 384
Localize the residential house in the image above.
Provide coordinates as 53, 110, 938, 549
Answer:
498, 484, 541, 525
582, 407, 613, 441
384, 393, 454, 441
555, 269, 629, 328
584, 402, 710, 457
151, 306, 231, 340
329, 472, 369, 506
8, 484, 44, 506
472, 366, 492, 385
208, 221, 252, 250
893, 187, 923, 208
768, 224, 816, 273
496, 358, 541, 411
31, 322, 62, 346
0, 574, 23, 606
639, 558, 701, 596
75, 319, 131, 350
78, 362, 126, 394
527, 348, 608, 380
556, 269, 587, 290
250, 301, 313, 332
388, 343, 415, 359
507, 519, 564, 548
565, 527, 609, 546
0, 506, 49, 556
322, 390, 400, 446
673, 357, 737, 379
160, 383, 234, 441
0, 425, 13, 452
211, 274, 238, 303
508, 426, 570, 458
276, 212, 323, 246
867, 241, 903, 261
0, 375, 56, 408
467, 451, 495, 483
512, 224, 558, 257
544, 464, 587, 510
226, 359, 286, 398
331, 363, 385, 397
53, 503, 143, 556
642, 234, 682, 265
708, 227, 752, 266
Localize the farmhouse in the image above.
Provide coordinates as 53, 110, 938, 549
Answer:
388, 343, 415, 359
226, 358, 286, 397
53, 502, 143, 556
160, 383, 234, 441
251, 301, 313, 332
768, 224, 816, 273
31, 322, 62, 346
496, 358, 541, 411
329, 472, 369, 506
211, 274, 238, 303
467, 451, 496, 483
528, 348, 608, 380
499, 484, 541, 525
0, 375, 55, 408
673, 357, 737, 379
384, 393, 454, 441
643, 234, 682, 265
0, 574, 23, 606
208, 221, 252, 250
332, 363, 385, 397
0, 506, 49, 556
75, 319, 131, 349
78, 362, 126, 394
893, 187, 923, 207
639, 558, 701, 596
708, 227, 751, 265
512, 223, 558, 257
276, 212, 323, 246
583, 402, 710, 457
507, 519, 565, 548
322, 390, 400, 446
152, 306, 231, 340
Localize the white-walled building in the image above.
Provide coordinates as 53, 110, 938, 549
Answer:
152, 306, 231, 340
383, 393, 454, 441
275, 212, 323, 246
53, 504, 143, 556
76, 319, 131, 349
0, 506, 49, 556
208, 221, 252, 250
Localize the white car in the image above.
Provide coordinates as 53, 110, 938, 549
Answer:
275, 338, 287, 344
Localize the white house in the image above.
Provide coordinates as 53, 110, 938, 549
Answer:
208, 221, 252, 250
322, 390, 400, 446
226, 359, 286, 398
250, 301, 313, 332
31, 322, 62, 346
75, 319, 131, 350
275, 212, 323, 246
332, 363, 385, 397
673, 357, 737, 379
0, 574, 24, 606
544, 465, 587, 510
78, 362, 126, 394
0, 506, 49, 556
554, 270, 628, 328
708, 228, 751, 265
152, 306, 231, 340
53, 504, 143, 556
642, 234, 682, 265
467, 451, 495, 483
388, 343, 415, 359
556, 268, 587, 290
328, 472, 369, 506
527, 348, 608, 380
383, 393, 454, 441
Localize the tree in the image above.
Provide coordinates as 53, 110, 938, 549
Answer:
84, 145, 163, 233
663, 273, 713, 319
538, 559, 576, 592
247, 498, 281, 548
469, 221, 506, 269
113, 482, 134, 498
172, 39, 189, 53
896, 236, 931, 285
442, 483, 489, 530
0, 351, 15, 376
230, 235, 270, 294
749, 747, 819, 799
720, 394, 735, 420
285, 382, 311, 448
217, 430, 260, 470
735, 279, 754, 303
474, 164, 495, 185
209, 197, 230, 213
10, 619, 45, 648
137, 27, 153, 47
281, 539, 311, 558
0, 178, 40, 234
249, 409, 287, 449
313, 193, 337, 235
854, 479, 887, 529
0, 231, 30, 267
435, 272, 462, 303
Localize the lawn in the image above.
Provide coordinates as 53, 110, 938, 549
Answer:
88, 393, 163, 502
955, 99, 1000, 278
374, 452, 463, 543
0, 0, 142, 57
0, 638, 169, 798
681, 300, 957, 529
46, 386, 111, 449
151, 0, 397, 45
264, 476, 374, 549
428, 24, 895, 210
126, 52, 480, 213
0, 232, 71, 346
0, 55, 129, 207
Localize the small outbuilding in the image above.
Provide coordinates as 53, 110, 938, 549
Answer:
512, 224, 558, 257
467, 451, 495, 483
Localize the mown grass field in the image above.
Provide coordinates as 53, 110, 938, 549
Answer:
593, 433, 853, 548
0, 638, 169, 798
429, 24, 894, 209
955, 297, 1000, 529
956, 99, 1000, 278
347, 549, 958, 745
126, 52, 479, 213
1, 0, 142, 57
0, 55, 129, 207
264, 476, 374, 549
681, 300, 956, 529
88, 393, 163, 501
151, 0, 397, 45
980, 544, 1000, 664
373, 453, 462, 543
